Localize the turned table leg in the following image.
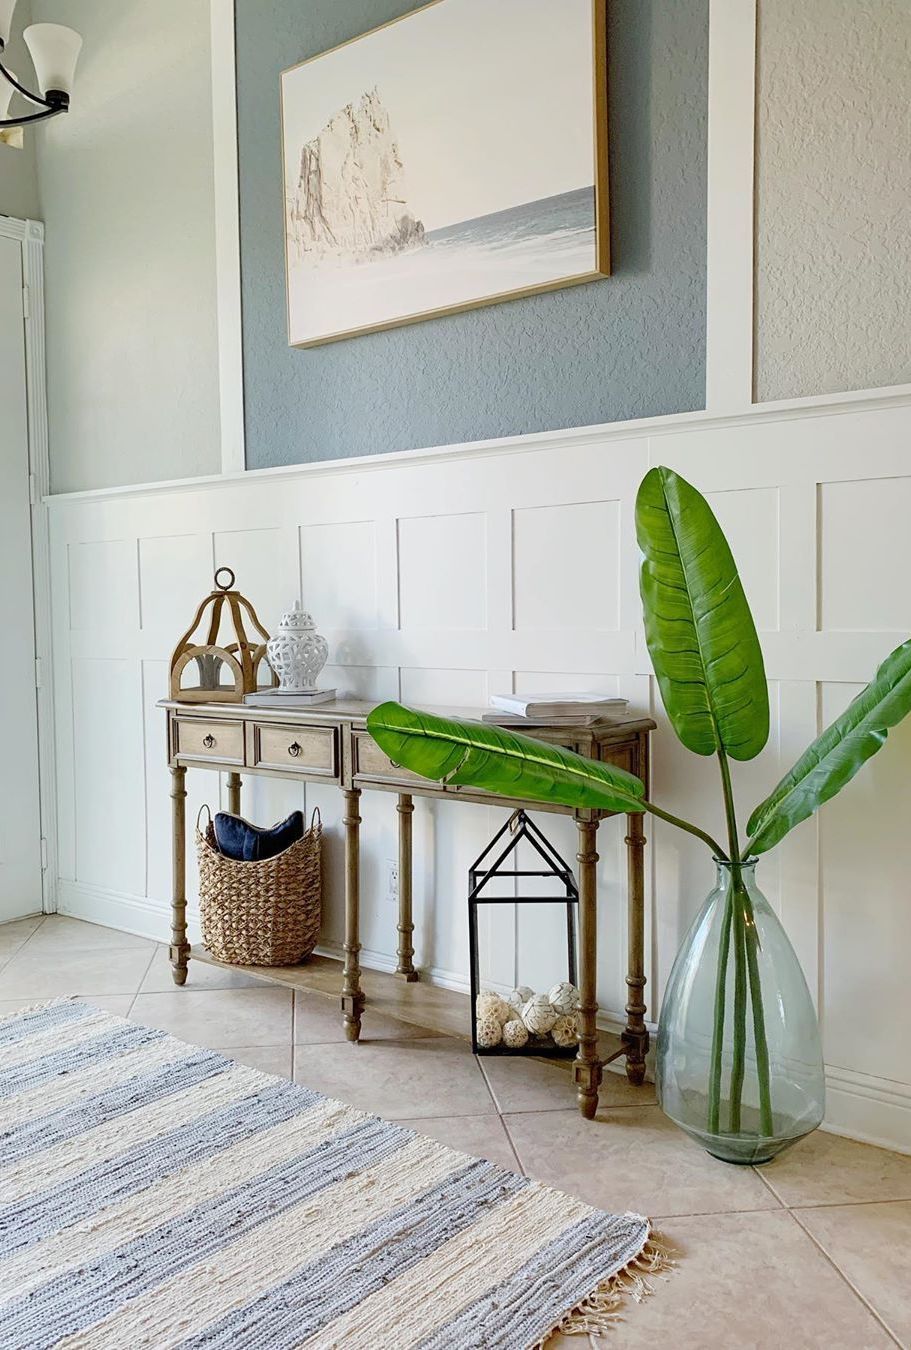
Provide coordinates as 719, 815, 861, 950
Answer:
341, 787, 365, 1041
624, 812, 649, 1085
226, 770, 242, 816
395, 793, 418, 981
573, 815, 603, 1119
169, 765, 190, 986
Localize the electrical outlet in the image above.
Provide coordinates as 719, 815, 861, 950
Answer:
385, 860, 399, 903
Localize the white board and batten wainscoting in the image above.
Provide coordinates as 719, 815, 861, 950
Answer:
47, 386, 911, 1155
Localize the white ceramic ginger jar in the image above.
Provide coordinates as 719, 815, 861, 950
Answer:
266, 601, 329, 692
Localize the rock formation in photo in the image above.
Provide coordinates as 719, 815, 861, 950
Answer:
288, 87, 426, 262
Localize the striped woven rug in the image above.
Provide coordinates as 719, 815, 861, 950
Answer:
0, 999, 666, 1349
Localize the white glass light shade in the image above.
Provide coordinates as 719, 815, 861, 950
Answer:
23, 23, 81, 97
0, 69, 16, 120
0, 0, 18, 49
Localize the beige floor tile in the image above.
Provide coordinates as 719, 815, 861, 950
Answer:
130, 987, 293, 1049
140, 945, 267, 994
479, 1052, 655, 1114
76, 994, 137, 1017
591, 1210, 892, 1348
0, 914, 44, 959
504, 1104, 781, 1219
0, 945, 154, 999
759, 1129, 911, 1208
796, 1201, 911, 1346
22, 915, 154, 953
398, 1113, 523, 1172
218, 1045, 294, 1079
0, 994, 138, 1020
293, 1037, 496, 1119
294, 990, 442, 1045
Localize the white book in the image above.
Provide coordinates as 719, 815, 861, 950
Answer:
489, 692, 628, 719
243, 688, 337, 709
482, 710, 626, 726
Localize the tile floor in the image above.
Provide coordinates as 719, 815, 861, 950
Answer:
2, 913, 910, 1348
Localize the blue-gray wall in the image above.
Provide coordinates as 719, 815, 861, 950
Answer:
236, 0, 709, 470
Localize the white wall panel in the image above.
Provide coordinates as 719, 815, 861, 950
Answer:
213, 527, 297, 632
139, 534, 213, 634
72, 658, 145, 895
300, 521, 378, 631
707, 487, 780, 630
48, 390, 911, 1152
398, 513, 487, 630
819, 478, 911, 633
400, 667, 488, 708
819, 682, 911, 1089
513, 500, 620, 631
68, 540, 137, 633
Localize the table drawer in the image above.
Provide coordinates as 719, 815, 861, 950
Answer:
247, 722, 339, 779
600, 745, 635, 776
351, 730, 429, 788
173, 716, 244, 765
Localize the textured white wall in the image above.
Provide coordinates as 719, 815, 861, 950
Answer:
0, 0, 40, 221
754, 0, 911, 401
31, 0, 221, 492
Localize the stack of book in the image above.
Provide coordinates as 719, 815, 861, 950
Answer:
483, 692, 629, 725
243, 688, 337, 709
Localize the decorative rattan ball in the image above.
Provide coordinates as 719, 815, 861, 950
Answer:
548, 981, 580, 1017
551, 1014, 580, 1048
476, 993, 512, 1026
476, 1014, 503, 1049
502, 1018, 529, 1049
507, 985, 534, 1015
522, 993, 557, 1036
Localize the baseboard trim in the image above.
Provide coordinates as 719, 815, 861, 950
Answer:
822, 1065, 911, 1156
57, 879, 911, 1153
57, 880, 204, 946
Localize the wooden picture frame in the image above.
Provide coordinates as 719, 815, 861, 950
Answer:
281, 0, 609, 348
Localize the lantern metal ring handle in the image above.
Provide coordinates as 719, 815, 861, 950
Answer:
214, 567, 236, 592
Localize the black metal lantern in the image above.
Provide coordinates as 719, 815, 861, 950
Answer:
468, 810, 579, 1059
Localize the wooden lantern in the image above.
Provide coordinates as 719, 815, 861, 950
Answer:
169, 568, 277, 703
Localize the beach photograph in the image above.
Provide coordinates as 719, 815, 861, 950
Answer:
281, 0, 608, 346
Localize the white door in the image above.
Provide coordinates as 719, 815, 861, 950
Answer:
0, 233, 43, 920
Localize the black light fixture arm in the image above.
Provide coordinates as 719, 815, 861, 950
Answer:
0, 52, 69, 127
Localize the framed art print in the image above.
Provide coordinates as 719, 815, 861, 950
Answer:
281, 0, 609, 347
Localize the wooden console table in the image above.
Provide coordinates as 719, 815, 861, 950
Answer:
160, 698, 656, 1119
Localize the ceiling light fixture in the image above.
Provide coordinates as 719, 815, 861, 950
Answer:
0, 0, 81, 132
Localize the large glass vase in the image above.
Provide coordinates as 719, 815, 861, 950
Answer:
657, 859, 824, 1164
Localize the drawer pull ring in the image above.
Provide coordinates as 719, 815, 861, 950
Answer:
288, 741, 303, 758
203, 734, 216, 749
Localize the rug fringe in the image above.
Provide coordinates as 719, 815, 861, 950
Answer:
0, 995, 78, 1024
531, 1229, 675, 1346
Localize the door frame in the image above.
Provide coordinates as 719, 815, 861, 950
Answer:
0, 214, 56, 912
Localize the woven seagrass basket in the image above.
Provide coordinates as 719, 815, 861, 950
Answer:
196, 806, 322, 966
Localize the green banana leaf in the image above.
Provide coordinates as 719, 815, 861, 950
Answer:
747, 638, 911, 855
636, 465, 769, 761
366, 702, 647, 814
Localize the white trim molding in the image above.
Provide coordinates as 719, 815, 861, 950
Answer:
1, 215, 57, 912
210, 0, 246, 474
705, 0, 757, 412
44, 381, 911, 508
